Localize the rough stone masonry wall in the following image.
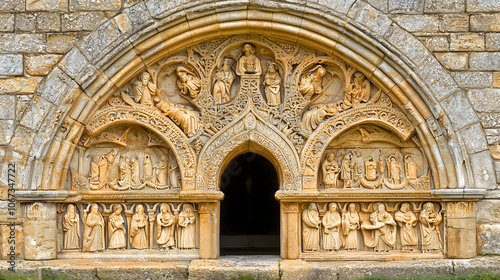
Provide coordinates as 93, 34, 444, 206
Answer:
0, 0, 499, 257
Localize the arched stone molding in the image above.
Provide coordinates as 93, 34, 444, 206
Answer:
197, 108, 301, 191
14, 0, 493, 193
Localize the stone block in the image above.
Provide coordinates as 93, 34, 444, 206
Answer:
61, 12, 107, 31
388, 0, 424, 14
0, 34, 46, 53
96, 265, 189, 280
435, 52, 467, 70
347, 1, 392, 37
16, 95, 31, 120
15, 13, 36, 32
0, 120, 14, 145
477, 223, 500, 255
469, 150, 497, 189
0, 0, 25, 11
491, 145, 500, 160
415, 56, 460, 101
27, 0, 68, 11
19, 95, 53, 130
70, 0, 121, 11
454, 257, 500, 275
420, 36, 449, 51
477, 199, 500, 223
392, 15, 439, 33
280, 259, 338, 280
24, 219, 57, 260
0, 54, 23, 76
459, 123, 489, 154
37, 13, 61, 32
0, 201, 22, 224
424, 0, 465, 13
144, 0, 180, 18
486, 33, 500, 51
441, 91, 479, 129
337, 260, 453, 279
0, 13, 15, 31
47, 33, 78, 53
479, 113, 500, 128
0, 77, 41, 94
447, 227, 476, 258
450, 33, 485, 51
36, 67, 76, 105
467, 0, 500, 12
385, 24, 429, 68
0, 224, 23, 260
25, 54, 61, 76
318, 0, 357, 15
366, 0, 388, 13
0, 95, 15, 119
78, 20, 122, 62
189, 257, 280, 280
58, 48, 89, 80
115, 2, 152, 34
470, 52, 500, 71
471, 14, 500, 32
451, 71, 491, 88
467, 89, 500, 113
9, 126, 35, 155
440, 14, 468, 32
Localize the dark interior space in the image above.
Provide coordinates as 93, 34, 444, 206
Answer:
220, 152, 280, 255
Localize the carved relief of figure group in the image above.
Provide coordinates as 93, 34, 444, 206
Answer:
62, 203, 197, 252
301, 202, 443, 253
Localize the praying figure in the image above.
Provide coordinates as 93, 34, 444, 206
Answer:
387, 156, 401, 184
108, 205, 126, 249
419, 202, 442, 252
361, 203, 397, 252
322, 153, 340, 188
342, 203, 360, 251
157, 203, 176, 251
130, 204, 148, 249
322, 202, 342, 251
298, 65, 326, 100
118, 156, 132, 188
394, 202, 418, 251
133, 71, 157, 106
344, 72, 370, 108
83, 204, 105, 252
236, 43, 262, 75
178, 204, 196, 249
302, 203, 321, 251
62, 204, 80, 250
264, 63, 281, 106
176, 66, 201, 98
213, 58, 234, 104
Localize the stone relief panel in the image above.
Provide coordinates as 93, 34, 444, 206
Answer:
57, 203, 199, 252
300, 202, 444, 254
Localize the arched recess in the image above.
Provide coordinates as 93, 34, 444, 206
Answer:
20, 0, 494, 193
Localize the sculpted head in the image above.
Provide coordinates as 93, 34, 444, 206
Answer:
160, 203, 170, 214
141, 72, 151, 85
68, 204, 75, 215
91, 204, 99, 214
348, 203, 356, 212
377, 203, 386, 213
184, 203, 193, 213
329, 202, 337, 212
326, 153, 334, 161
136, 204, 144, 214
113, 205, 122, 215
309, 202, 318, 211
243, 43, 254, 55
400, 202, 409, 213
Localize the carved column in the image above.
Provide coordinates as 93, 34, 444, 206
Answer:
24, 202, 57, 260
198, 202, 218, 259
446, 201, 477, 258
281, 202, 300, 259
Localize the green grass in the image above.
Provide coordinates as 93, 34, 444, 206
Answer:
360, 273, 500, 280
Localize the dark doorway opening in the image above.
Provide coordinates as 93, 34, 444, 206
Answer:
220, 152, 280, 255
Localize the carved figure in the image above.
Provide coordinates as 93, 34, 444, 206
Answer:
119, 157, 132, 188
176, 66, 201, 98
62, 204, 80, 250
89, 156, 99, 184
361, 203, 397, 252
340, 154, 354, 188
236, 43, 262, 75
155, 155, 169, 186
264, 63, 281, 106
344, 72, 370, 107
155, 99, 200, 137
301, 104, 339, 131
133, 71, 157, 106
213, 58, 234, 104
157, 203, 176, 251
387, 156, 401, 184
178, 204, 196, 249
364, 157, 377, 181
108, 205, 126, 249
322, 153, 340, 188
169, 156, 179, 188
144, 155, 153, 179
302, 202, 321, 251
405, 155, 417, 179
89, 150, 116, 190
298, 65, 326, 100
342, 203, 360, 251
394, 202, 417, 250
130, 204, 148, 249
83, 204, 105, 252
131, 157, 141, 186
419, 202, 442, 252
322, 202, 341, 251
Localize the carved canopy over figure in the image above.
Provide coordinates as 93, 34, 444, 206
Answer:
83, 204, 105, 252
213, 58, 234, 104
301, 103, 339, 131
157, 203, 176, 251
155, 98, 201, 137
298, 65, 326, 100
394, 202, 418, 250
133, 71, 157, 106
178, 203, 196, 249
108, 205, 126, 249
322, 202, 341, 251
236, 43, 262, 75
342, 202, 360, 251
302, 202, 321, 251
361, 203, 397, 252
264, 63, 281, 106
130, 204, 148, 249
176, 66, 201, 98
344, 72, 370, 108
62, 204, 80, 250
419, 202, 443, 252
322, 153, 340, 188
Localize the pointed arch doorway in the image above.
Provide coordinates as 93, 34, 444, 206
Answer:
220, 152, 280, 255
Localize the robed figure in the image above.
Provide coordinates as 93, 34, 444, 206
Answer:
264, 63, 281, 106
340, 154, 353, 188
322, 202, 342, 251
361, 203, 397, 252
394, 202, 417, 250
213, 58, 234, 105
322, 153, 340, 188
236, 43, 262, 75
342, 203, 360, 251
298, 65, 326, 100
178, 204, 196, 249
83, 204, 105, 252
344, 72, 370, 107
108, 205, 126, 249
133, 71, 157, 106
302, 203, 321, 251
176, 66, 201, 98
157, 203, 176, 251
62, 204, 80, 250
130, 204, 148, 249
419, 202, 442, 252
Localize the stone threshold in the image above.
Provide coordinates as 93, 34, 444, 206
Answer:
0, 256, 499, 279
